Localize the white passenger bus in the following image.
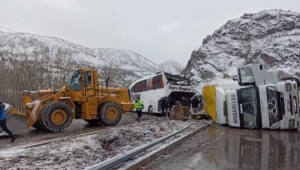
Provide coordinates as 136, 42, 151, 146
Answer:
129, 72, 196, 114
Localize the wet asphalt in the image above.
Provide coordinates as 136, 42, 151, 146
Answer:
143, 124, 300, 170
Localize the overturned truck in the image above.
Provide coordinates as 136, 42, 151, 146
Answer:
203, 64, 300, 129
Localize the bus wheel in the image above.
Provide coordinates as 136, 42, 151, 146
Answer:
148, 106, 153, 115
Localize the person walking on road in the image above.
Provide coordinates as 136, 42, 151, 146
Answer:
134, 96, 144, 122
167, 97, 174, 116
199, 96, 204, 112
181, 96, 190, 120
191, 96, 200, 114
161, 96, 168, 116
0, 101, 16, 143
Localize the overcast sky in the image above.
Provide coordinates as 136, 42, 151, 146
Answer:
0, 0, 299, 65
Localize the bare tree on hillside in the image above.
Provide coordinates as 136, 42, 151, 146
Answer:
98, 63, 122, 87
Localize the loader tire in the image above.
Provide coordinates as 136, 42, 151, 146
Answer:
99, 102, 122, 126
40, 102, 73, 132
32, 121, 45, 130
85, 120, 100, 126
33, 113, 47, 130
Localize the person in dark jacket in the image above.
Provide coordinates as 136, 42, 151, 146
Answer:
0, 101, 16, 143
161, 96, 168, 115
191, 96, 200, 113
168, 97, 175, 112
199, 96, 204, 112
181, 96, 189, 106
134, 96, 144, 122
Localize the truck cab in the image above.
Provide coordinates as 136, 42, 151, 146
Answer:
203, 64, 300, 129
228, 64, 300, 129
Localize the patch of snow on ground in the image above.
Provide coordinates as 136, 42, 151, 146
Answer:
0, 117, 190, 170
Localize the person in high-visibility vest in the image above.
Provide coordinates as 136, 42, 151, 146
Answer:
134, 96, 144, 122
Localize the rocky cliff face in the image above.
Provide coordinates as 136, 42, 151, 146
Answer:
183, 9, 300, 85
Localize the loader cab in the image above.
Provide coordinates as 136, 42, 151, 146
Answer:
68, 71, 82, 91
64, 69, 99, 101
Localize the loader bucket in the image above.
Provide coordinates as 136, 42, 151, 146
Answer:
2, 103, 27, 135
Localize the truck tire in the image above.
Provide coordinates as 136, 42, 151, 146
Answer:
40, 102, 73, 132
99, 102, 122, 126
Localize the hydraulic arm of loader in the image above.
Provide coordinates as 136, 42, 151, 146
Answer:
3, 89, 68, 134
22, 89, 69, 128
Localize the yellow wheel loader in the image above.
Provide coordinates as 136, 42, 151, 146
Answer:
3, 68, 134, 133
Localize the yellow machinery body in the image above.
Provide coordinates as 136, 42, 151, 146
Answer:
5, 68, 134, 133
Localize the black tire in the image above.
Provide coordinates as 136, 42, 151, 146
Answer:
32, 121, 45, 129
40, 102, 73, 132
33, 110, 48, 130
99, 102, 122, 126
148, 106, 153, 115
85, 119, 100, 126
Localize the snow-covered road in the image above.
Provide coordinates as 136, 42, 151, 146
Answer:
0, 113, 192, 169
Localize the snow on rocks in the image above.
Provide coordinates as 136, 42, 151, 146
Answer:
183, 9, 300, 87
0, 117, 191, 170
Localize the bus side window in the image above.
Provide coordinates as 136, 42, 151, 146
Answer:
137, 83, 142, 92
160, 76, 163, 88
131, 86, 135, 93
134, 83, 139, 92
153, 75, 163, 89
147, 79, 151, 90
141, 80, 147, 91
150, 78, 154, 89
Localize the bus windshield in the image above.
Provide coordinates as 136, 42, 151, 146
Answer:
238, 87, 259, 128
165, 73, 190, 86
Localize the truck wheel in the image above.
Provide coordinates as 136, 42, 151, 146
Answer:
99, 102, 122, 126
148, 106, 153, 115
40, 102, 73, 132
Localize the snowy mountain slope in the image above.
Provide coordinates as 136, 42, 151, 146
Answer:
94, 48, 160, 72
0, 31, 159, 73
0, 31, 104, 69
183, 9, 300, 86
159, 59, 184, 74
0, 30, 184, 82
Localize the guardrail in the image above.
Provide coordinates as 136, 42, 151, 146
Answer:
85, 121, 197, 170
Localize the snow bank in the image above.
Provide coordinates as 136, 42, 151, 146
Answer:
0, 117, 191, 170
